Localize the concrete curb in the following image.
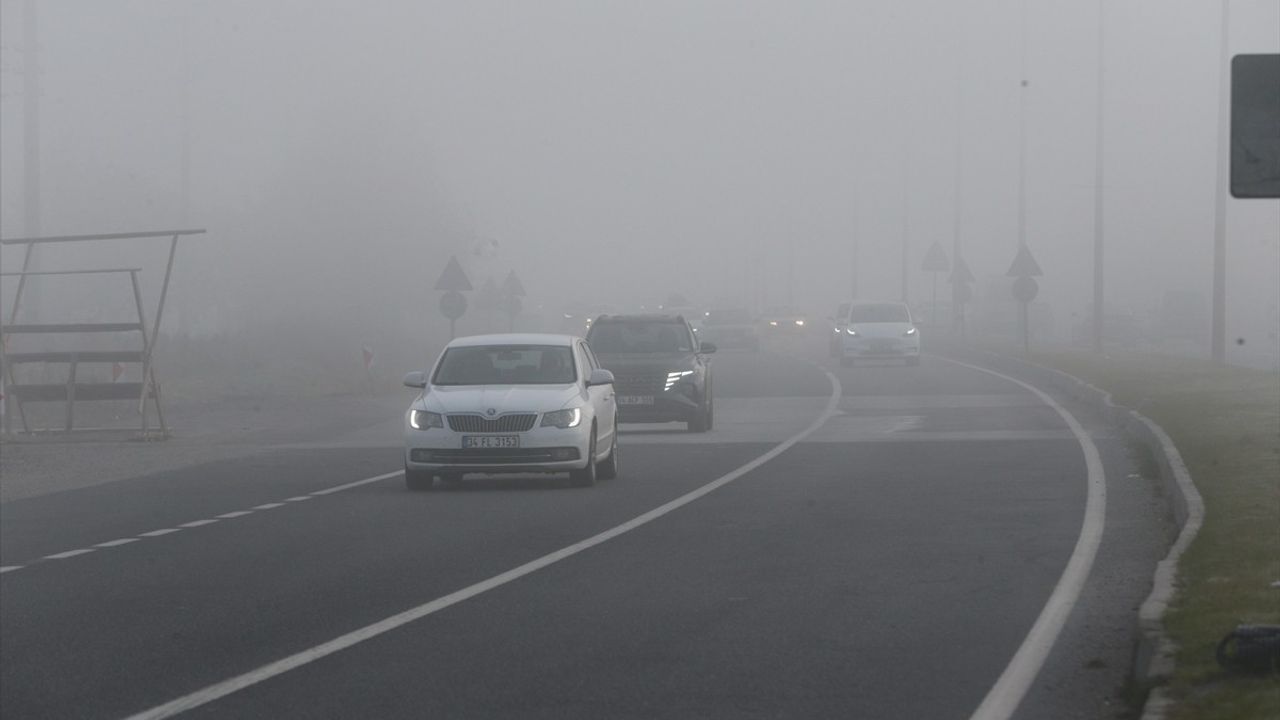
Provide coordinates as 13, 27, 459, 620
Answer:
964, 351, 1204, 720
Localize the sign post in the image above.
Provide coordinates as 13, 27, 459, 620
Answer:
500, 271, 526, 332
949, 254, 976, 341
434, 256, 473, 340
1007, 243, 1043, 355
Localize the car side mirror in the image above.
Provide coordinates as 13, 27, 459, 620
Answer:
700, 342, 717, 354
403, 371, 427, 389
587, 368, 615, 387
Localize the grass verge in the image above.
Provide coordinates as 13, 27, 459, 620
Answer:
1029, 349, 1279, 720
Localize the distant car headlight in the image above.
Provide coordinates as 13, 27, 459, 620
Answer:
904, 327, 918, 337
409, 410, 444, 430
769, 320, 779, 326
794, 319, 805, 326
541, 407, 582, 429
665, 370, 694, 391
845, 328, 859, 336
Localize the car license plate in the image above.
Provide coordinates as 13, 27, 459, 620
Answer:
618, 396, 655, 406
462, 435, 519, 449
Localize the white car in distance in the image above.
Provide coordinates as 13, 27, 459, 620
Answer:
839, 301, 921, 366
403, 334, 619, 490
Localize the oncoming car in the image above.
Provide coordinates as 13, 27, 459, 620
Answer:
402, 334, 619, 490
838, 301, 921, 366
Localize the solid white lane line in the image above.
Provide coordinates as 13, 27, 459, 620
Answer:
251, 503, 285, 511
310, 470, 403, 496
283, 496, 312, 502
45, 548, 96, 560
0, 566, 24, 574
122, 370, 844, 720
215, 511, 254, 519
139, 529, 182, 538
96, 538, 141, 548
935, 357, 1108, 720
179, 519, 220, 528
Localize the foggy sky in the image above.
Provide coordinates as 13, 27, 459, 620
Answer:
1, 0, 1278, 365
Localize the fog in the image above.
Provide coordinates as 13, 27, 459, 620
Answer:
2, 0, 1278, 391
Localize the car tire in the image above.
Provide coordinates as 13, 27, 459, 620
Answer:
597, 424, 619, 480
570, 427, 598, 487
688, 401, 711, 433
705, 391, 714, 430
438, 472, 464, 489
405, 467, 435, 491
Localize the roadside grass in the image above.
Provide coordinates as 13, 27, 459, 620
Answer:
1029, 349, 1280, 720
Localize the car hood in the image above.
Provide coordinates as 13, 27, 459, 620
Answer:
848, 321, 915, 338
421, 384, 582, 414
594, 352, 698, 373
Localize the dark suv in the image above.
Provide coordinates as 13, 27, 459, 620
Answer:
586, 314, 716, 432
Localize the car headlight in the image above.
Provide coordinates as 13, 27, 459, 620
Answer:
665, 370, 694, 391
769, 320, 779, 326
904, 327, 918, 337
795, 319, 805, 326
409, 410, 444, 430
845, 328, 859, 336
541, 407, 582, 429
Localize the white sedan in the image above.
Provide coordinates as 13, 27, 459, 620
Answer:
838, 301, 922, 366
402, 334, 619, 490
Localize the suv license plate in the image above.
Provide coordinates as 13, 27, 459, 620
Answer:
618, 396, 655, 406
463, 435, 520, 449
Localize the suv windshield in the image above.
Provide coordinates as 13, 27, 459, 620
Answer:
588, 321, 696, 354
848, 304, 910, 323
432, 345, 576, 385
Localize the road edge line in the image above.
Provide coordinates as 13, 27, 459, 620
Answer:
933, 356, 1108, 720
120, 370, 843, 720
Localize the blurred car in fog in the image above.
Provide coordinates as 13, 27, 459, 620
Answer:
828, 301, 852, 356
586, 314, 716, 432
838, 301, 921, 366
698, 308, 760, 351
761, 306, 808, 334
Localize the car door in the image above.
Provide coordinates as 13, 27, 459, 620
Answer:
579, 342, 616, 448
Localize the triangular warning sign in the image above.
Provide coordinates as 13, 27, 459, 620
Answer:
435, 256, 473, 291
1006, 243, 1043, 277
950, 255, 976, 285
501, 271, 526, 297
921, 242, 950, 273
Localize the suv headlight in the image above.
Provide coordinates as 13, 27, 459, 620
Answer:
409, 410, 444, 430
904, 327, 918, 337
665, 370, 694, 391
845, 328, 859, 336
541, 407, 582, 429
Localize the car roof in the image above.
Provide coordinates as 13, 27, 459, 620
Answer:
447, 333, 578, 348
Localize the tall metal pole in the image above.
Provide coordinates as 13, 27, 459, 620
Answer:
1016, 0, 1028, 254
1211, 0, 1231, 363
1092, 0, 1106, 354
22, 0, 42, 319
180, 6, 192, 224
901, 178, 910, 303
953, 15, 966, 336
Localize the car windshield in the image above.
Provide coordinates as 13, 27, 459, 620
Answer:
432, 345, 576, 385
588, 321, 695, 353
848, 303, 910, 323
703, 309, 752, 325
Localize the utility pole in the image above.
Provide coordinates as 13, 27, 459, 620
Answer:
22, 0, 42, 318
180, 6, 191, 224
901, 171, 910, 303
1211, 0, 1231, 363
1092, 0, 1106, 354
1016, 0, 1028, 255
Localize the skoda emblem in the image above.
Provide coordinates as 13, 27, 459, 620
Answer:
486, 408, 497, 416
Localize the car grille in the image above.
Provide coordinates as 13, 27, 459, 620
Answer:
611, 372, 664, 395
446, 414, 537, 433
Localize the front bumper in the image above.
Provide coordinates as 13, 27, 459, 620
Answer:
613, 381, 703, 423
405, 423, 592, 474
841, 337, 921, 358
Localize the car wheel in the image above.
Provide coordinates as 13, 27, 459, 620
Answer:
570, 426, 598, 487
705, 392, 714, 430
688, 401, 711, 433
438, 472, 464, 489
404, 466, 435, 491
597, 424, 619, 480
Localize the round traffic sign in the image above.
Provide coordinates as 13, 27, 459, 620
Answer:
1012, 276, 1039, 304
440, 291, 468, 320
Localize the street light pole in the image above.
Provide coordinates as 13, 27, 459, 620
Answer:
1211, 0, 1231, 363
1092, 0, 1106, 354
21, 0, 42, 318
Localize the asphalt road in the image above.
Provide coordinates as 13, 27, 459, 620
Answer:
0, 342, 1169, 720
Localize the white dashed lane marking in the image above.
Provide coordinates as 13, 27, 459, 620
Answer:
0, 470, 404, 577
